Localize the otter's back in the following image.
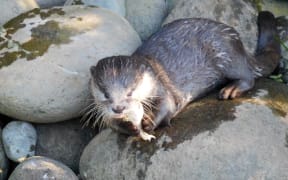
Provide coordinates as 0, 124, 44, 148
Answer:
135, 18, 251, 99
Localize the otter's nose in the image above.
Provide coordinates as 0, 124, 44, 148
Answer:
112, 106, 126, 114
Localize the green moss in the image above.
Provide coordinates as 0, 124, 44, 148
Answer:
3, 9, 38, 35
71, 0, 84, 5
0, 51, 26, 67
0, 19, 74, 68
21, 20, 72, 60
3, 8, 65, 36
39, 8, 65, 20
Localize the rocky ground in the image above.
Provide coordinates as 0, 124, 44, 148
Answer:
0, 0, 288, 179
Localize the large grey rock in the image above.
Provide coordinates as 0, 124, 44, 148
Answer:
36, 0, 66, 8
164, 0, 258, 53
79, 79, 288, 180
64, 0, 126, 17
2, 121, 36, 162
9, 156, 78, 180
126, 0, 169, 40
0, 0, 38, 25
35, 118, 96, 172
0, 128, 9, 180
0, 6, 141, 123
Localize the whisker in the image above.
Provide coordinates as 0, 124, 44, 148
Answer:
81, 109, 97, 127
93, 111, 104, 128
79, 102, 97, 114
80, 106, 98, 121
141, 99, 157, 110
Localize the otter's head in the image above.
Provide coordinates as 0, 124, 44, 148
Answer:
88, 56, 157, 135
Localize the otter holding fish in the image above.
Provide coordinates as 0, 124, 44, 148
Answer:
86, 11, 280, 141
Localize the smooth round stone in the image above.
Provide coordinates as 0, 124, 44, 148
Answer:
64, 0, 126, 17
126, 0, 169, 40
9, 156, 78, 180
35, 118, 96, 173
0, 6, 141, 123
0, 0, 38, 25
79, 79, 288, 180
0, 128, 9, 180
163, 0, 258, 53
2, 121, 37, 162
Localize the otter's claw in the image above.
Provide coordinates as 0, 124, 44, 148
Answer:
139, 131, 155, 141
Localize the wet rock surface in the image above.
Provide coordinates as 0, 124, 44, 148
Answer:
0, 128, 9, 180
164, 0, 258, 53
0, 5, 141, 123
9, 156, 78, 180
35, 119, 96, 173
79, 79, 288, 180
2, 121, 37, 163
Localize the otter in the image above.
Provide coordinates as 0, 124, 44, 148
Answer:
86, 11, 280, 141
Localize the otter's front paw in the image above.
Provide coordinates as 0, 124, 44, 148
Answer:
141, 118, 156, 132
139, 131, 155, 141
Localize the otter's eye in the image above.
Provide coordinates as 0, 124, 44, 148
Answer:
127, 91, 132, 97
127, 88, 135, 97
104, 92, 110, 99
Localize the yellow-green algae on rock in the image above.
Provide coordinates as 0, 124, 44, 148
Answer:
0, 8, 82, 68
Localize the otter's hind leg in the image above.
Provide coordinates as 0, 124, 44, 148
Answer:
216, 52, 255, 100
218, 77, 255, 99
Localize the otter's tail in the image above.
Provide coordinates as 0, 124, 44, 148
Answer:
253, 11, 281, 77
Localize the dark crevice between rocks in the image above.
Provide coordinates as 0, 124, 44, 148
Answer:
0, 114, 13, 128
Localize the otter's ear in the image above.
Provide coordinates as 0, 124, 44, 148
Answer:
90, 66, 97, 77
